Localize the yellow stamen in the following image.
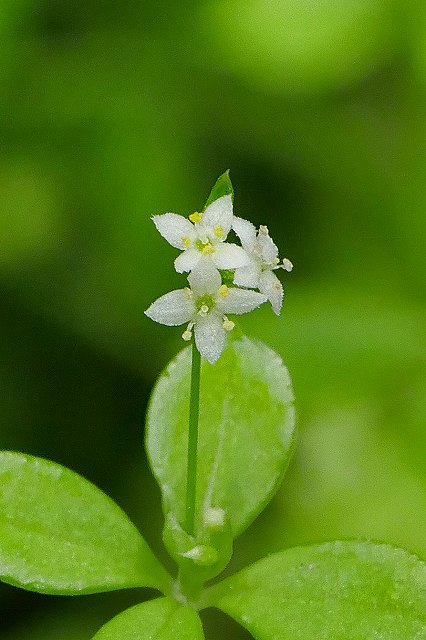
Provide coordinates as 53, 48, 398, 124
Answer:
223, 319, 235, 332
182, 236, 191, 247
182, 330, 192, 341
214, 225, 224, 238
219, 284, 229, 298
189, 211, 202, 223
202, 243, 215, 255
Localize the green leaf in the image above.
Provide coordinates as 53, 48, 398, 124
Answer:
206, 541, 426, 639
203, 170, 234, 209
146, 337, 295, 570
0, 451, 171, 595
91, 597, 204, 640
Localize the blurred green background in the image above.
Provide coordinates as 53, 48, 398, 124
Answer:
1, 0, 425, 638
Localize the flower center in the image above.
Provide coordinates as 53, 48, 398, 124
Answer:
196, 239, 215, 254
195, 294, 215, 315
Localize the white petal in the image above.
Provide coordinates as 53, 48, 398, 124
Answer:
194, 314, 226, 364
217, 288, 267, 315
212, 243, 250, 270
199, 195, 233, 236
174, 248, 200, 273
233, 261, 261, 289
257, 231, 279, 263
145, 290, 194, 326
232, 216, 257, 251
152, 213, 195, 249
188, 260, 221, 295
259, 270, 283, 315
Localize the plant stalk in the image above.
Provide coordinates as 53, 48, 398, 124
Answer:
185, 340, 201, 535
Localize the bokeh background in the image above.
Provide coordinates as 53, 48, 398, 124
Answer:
1, 0, 425, 638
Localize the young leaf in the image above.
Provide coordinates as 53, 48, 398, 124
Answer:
146, 337, 295, 559
205, 540, 426, 639
91, 597, 204, 640
203, 170, 234, 209
0, 451, 171, 595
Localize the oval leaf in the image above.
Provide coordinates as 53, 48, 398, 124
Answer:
203, 170, 234, 209
91, 597, 204, 640
0, 451, 171, 595
206, 541, 426, 639
146, 337, 295, 544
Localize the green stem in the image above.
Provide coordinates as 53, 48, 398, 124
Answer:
185, 340, 201, 535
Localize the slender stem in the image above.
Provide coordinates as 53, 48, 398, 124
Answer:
185, 340, 201, 535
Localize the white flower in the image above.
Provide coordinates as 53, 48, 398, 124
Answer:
145, 261, 267, 363
232, 217, 293, 316
152, 194, 249, 274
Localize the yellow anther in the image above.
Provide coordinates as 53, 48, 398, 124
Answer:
182, 330, 192, 341
214, 224, 224, 238
182, 236, 191, 247
259, 225, 269, 235
189, 211, 203, 223
202, 243, 215, 255
223, 318, 235, 332
219, 284, 229, 298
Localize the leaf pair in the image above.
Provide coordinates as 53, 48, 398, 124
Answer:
1, 336, 426, 639
91, 540, 426, 639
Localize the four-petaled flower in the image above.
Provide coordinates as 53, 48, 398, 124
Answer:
145, 261, 267, 364
232, 217, 293, 315
152, 195, 249, 274
146, 183, 293, 362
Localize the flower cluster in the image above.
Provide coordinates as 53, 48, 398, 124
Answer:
145, 193, 292, 363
